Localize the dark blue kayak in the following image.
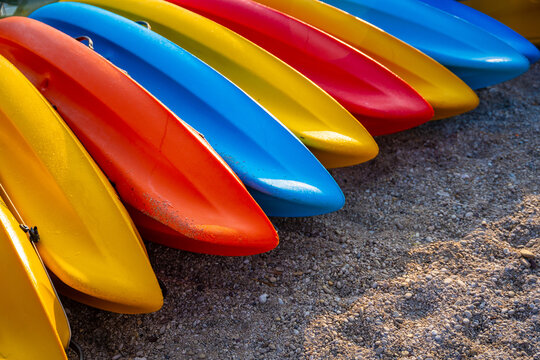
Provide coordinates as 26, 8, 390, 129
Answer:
30, 1, 345, 217
419, 0, 540, 64
318, 0, 530, 89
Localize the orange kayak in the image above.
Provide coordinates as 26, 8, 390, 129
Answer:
0, 17, 278, 256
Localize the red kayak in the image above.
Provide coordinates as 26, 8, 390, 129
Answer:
0, 17, 278, 256
166, 0, 434, 135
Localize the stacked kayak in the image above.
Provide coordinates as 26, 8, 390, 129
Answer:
0, 191, 70, 360
0, 16, 280, 255
312, 0, 531, 89
0, 53, 163, 314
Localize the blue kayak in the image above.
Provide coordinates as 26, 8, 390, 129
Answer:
30, 2, 345, 217
318, 0, 530, 89
419, 0, 540, 64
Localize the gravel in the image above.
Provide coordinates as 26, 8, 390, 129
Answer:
62, 63, 539, 359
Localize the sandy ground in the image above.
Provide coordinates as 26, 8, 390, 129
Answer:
62, 63, 539, 359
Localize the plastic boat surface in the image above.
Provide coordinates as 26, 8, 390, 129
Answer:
250, 0, 479, 120
316, 0, 530, 89
166, 0, 434, 135
459, 0, 540, 46
0, 51, 162, 314
0, 16, 279, 253
0, 193, 70, 360
418, 0, 540, 63
58, 0, 379, 168
30, 2, 346, 218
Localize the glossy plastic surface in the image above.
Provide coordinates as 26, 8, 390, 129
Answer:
68, 0, 379, 168
0, 49, 162, 314
251, 0, 479, 120
419, 0, 540, 63
31, 2, 345, 218
166, 0, 434, 135
1, 16, 279, 253
0, 195, 69, 360
460, 0, 540, 46
317, 0, 530, 89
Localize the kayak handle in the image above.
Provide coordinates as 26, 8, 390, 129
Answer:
75, 36, 94, 50
135, 20, 151, 30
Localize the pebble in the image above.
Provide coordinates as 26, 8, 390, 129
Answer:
520, 249, 535, 259
521, 258, 531, 268
112, 355, 121, 360
405, 292, 413, 299
269, 276, 277, 283
259, 294, 268, 304
278, 298, 284, 305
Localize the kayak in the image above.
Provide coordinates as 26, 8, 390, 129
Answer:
418, 0, 540, 64
0, 16, 280, 254
250, 0, 479, 120
0, 191, 70, 360
315, 0, 530, 89
166, 0, 434, 135
57, 0, 379, 168
459, 0, 540, 46
0, 53, 162, 314
30, 2, 346, 218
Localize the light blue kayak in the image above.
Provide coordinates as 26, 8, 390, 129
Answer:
30, 1, 345, 217
318, 0, 530, 89
419, 0, 540, 64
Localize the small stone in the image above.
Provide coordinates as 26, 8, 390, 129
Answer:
462, 318, 470, 325
520, 249, 535, 259
278, 298, 284, 305
465, 212, 473, 218
259, 294, 268, 304
463, 311, 472, 319
443, 278, 453, 285
112, 355, 121, 360
521, 258, 531, 268
508, 291, 516, 297
198, 353, 207, 359
269, 276, 277, 283
405, 292, 413, 299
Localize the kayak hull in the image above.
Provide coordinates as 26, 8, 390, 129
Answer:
0, 195, 70, 360
317, 0, 530, 89
0, 16, 279, 254
419, 0, 540, 63
460, 0, 540, 46
0, 47, 162, 314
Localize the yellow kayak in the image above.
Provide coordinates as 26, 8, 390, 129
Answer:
251, 0, 480, 120
71, 0, 378, 168
0, 193, 70, 360
461, 0, 540, 45
0, 55, 162, 314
